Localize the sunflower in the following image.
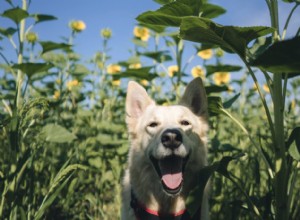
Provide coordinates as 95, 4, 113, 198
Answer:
197, 49, 213, 60
134, 26, 150, 41
107, 64, 122, 74
191, 66, 205, 78
67, 80, 79, 90
129, 63, 142, 69
112, 79, 121, 86
168, 65, 179, 77
70, 20, 86, 32
53, 91, 60, 100
213, 72, 230, 85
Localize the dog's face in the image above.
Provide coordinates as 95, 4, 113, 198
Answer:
126, 78, 208, 196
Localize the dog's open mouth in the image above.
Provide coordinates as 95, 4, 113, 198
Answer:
150, 155, 189, 195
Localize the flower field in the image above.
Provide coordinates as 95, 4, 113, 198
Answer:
0, 0, 300, 219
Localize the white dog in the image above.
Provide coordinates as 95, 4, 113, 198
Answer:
122, 78, 209, 220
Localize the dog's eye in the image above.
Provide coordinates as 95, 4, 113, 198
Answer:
180, 120, 191, 126
148, 122, 159, 128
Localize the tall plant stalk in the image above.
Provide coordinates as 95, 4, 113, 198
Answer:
267, 1, 289, 219
16, 0, 27, 109
273, 72, 288, 220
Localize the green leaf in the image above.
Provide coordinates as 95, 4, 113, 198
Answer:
248, 36, 273, 59
201, 3, 226, 19
49, 164, 87, 195
96, 134, 126, 147
12, 63, 53, 78
186, 153, 245, 217
205, 85, 228, 94
195, 43, 218, 51
153, 0, 173, 5
136, 2, 192, 27
208, 95, 240, 115
282, 0, 299, 3
211, 138, 242, 153
113, 66, 158, 81
71, 64, 89, 77
0, 27, 17, 37
206, 64, 243, 77
179, 17, 274, 57
223, 93, 240, 109
216, 153, 246, 177
39, 41, 72, 54
286, 127, 300, 161
41, 124, 77, 143
5, 0, 13, 6
208, 96, 223, 116
118, 57, 141, 68
34, 164, 86, 220
88, 157, 102, 169
250, 37, 300, 77
1, 7, 29, 24
139, 51, 172, 63
289, 144, 300, 161
137, 0, 226, 28
31, 14, 57, 24
139, 23, 166, 33
131, 38, 148, 48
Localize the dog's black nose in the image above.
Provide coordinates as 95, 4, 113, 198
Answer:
161, 129, 182, 149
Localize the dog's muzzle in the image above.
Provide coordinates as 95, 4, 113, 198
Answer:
150, 129, 189, 195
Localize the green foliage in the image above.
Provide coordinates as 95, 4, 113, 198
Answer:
205, 64, 242, 77
40, 124, 77, 143
0, 27, 17, 37
186, 153, 246, 218
179, 18, 274, 57
251, 37, 300, 76
1, 0, 300, 219
31, 14, 57, 24
39, 41, 72, 54
137, 0, 300, 219
12, 63, 54, 78
113, 66, 157, 80
137, 0, 226, 26
1, 8, 29, 24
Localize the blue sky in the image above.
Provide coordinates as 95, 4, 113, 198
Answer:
1, 0, 299, 82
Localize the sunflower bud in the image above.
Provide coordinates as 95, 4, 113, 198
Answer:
26, 32, 38, 43
215, 48, 224, 58
101, 28, 112, 39
69, 20, 86, 32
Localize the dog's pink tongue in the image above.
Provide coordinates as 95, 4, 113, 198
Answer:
162, 173, 182, 189
159, 158, 183, 190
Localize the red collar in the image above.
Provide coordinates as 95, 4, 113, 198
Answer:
130, 190, 193, 220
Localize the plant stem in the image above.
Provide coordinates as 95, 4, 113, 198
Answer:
228, 174, 262, 219
221, 108, 274, 179
16, 0, 27, 109
243, 60, 276, 146
282, 3, 299, 40
175, 39, 183, 96
273, 72, 289, 220
287, 162, 299, 217
267, 1, 289, 219
270, 0, 280, 41
282, 73, 288, 107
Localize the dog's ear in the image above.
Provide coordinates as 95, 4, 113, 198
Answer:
126, 81, 155, 119
179, 77, 207, 117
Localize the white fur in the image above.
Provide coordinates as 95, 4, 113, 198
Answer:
122, 78, 210, 220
